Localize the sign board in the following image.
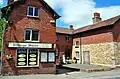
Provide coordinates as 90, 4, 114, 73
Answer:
8, 42, 52, 48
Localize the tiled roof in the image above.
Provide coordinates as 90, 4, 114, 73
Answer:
73, 15, 120, 34
56, 27, 74, 34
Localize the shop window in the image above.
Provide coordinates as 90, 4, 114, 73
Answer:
16, 49, 39, 67
48, 52, 55, 62
65, 36, 70, 41
24, 29, 39, 42
27, 6, 39, 17
40, 52, 47, 62
40, 52, 55, 62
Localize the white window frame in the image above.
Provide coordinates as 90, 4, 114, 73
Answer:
65, 36, 70, 41
48, 52, 55, 62
27, 6, 39, 18
75, 51, 80, 59
24, 29, 39, 42
40, 52, 48, 62
40, 52, 55, 63
16, 49, 39, 67
75, 41, 79, 48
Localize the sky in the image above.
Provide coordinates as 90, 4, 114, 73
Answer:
0, 0, 120, 29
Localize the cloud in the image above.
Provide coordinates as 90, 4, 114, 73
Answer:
44, 0, 120, 29
0, 0, 4, 5
0, 0, 7, 8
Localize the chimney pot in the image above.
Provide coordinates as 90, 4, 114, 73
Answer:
94, 12, 100, 17
69, 25, 74, 30
92, 12, 102, 24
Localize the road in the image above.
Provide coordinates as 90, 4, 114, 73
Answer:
1, 68, 120, 79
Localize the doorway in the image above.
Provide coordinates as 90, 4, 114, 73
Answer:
65, 47, 71, 59
83, 51, 90, 64
75, 51, 81, 64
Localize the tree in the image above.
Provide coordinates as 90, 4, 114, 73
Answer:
0, 7, 10, 74
0, 19, 4, 51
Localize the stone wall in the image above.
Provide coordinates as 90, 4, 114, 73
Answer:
81, 42, 115, 67
114, 42, 120, 66
72, 42, 118, 67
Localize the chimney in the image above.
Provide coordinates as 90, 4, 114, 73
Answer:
92, 12, 102, 24
69, 25, 74, 30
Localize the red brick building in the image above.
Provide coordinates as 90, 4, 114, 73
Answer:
2, 0, 60, 75
71, 13, 120, 67
56, 13, 120, 67
56, 26, 73, 64
1, 0, 120, 76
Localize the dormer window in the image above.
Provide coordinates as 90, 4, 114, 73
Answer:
27, 6, 39, 18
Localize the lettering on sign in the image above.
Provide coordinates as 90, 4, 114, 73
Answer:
8, 42, 52, 48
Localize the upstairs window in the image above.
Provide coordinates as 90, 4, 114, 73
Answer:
27, 6, 39, 17
76, 41, 79, 45
75, 41, 79, 48
25, 29, 39, 42
65, 36, 70, 41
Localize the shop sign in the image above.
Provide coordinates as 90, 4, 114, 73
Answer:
8, 42, 52, 48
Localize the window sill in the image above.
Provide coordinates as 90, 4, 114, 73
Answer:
27, 15, 39, 18
40, 62, 55, 63
65, 40, 70, 42
75, 46, 79, 48
24, 40, 40, 43
16, 65, 39, 68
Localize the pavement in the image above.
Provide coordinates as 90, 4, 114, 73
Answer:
1, 68, 120, 79
63, 64, 112, 72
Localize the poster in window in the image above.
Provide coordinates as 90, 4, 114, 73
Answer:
28, 49, 38, 66
17, 49, 27, 66
48, 52, 55, 62
41, 52, 47, 62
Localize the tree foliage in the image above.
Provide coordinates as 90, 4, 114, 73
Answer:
0, 19, 4, 51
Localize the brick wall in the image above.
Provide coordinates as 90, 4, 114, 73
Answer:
73, 26, 113, 45
56, 33, 73, 64
3, 0, 56, 75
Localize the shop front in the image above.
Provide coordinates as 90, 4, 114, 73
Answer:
3, 42, 56, 75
